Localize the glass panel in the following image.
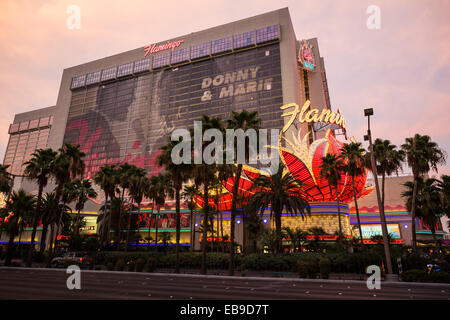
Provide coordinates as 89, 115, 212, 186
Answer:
191, 42, 211, 59
212, 37, 232, 54
152, 52, 171, 69
71, 74, 86, 89
28, 119, 39, 129
117, 62, 134, 77
86, 71, 101, 85
9, 123, 19, 134
39, 117, 50, 127
256, 25, 279, 44
133, 58, 151, 73
101, 67, 117, 81
233, 31, 255, 49
171, 48, 189, 64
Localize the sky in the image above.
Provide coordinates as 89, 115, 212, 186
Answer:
0, 0, 449, 175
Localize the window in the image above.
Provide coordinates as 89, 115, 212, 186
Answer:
117, 62, 134, 77
171, 48, 189, 64
28, 119, 39, 130
212, 37, 232, 54
133, 58, 151, 73
101, 67, 117, 81
191, 42, 211, 59
233, 31, 255, 49
19, 121, 29, 131
9, 123, 19, 134
39, 117, 50, 127
152, 52, 171, 69
71, 75, 86, 89
86, 71, 101, 85
256, 25, 279, 44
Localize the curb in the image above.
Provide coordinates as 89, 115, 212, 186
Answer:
2, 266, 450, 288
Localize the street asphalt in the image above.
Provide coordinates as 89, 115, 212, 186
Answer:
0, 267, 449, 300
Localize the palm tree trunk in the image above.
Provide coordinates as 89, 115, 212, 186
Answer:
26, 184, 43, 267
352, 177, 364, 245
106, 194, 112, 249
155, 206, 160, 251
75, 208, 81, 237
125, 205, 132, 252
147, 201, 154, 249
39, 216, 49, 252
229, 163, 243, 276
118, 189, 125, 249
189, 207, 194, 252
201, 183, 209, 275
336, 185, 342, 237
275, 211, 282, 254
175, 183, 181, 274
46, 224, 55, 267
5, 229, 17, 266
410, 177, 418, 250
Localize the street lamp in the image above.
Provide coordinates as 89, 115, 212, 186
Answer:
364, 107, 397, 281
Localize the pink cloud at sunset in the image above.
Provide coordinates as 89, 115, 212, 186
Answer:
0, 0, 449, 174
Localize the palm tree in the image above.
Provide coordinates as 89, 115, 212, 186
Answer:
340, 142, 366, 244
116, 163, 134, 247
182, 185, 198, 252
3, 190, 35, 266
157, 137, 192, 273
283, 226, 308, 253
438, 175, 450, 218
72, 179, 97, 236
319, 154, 344, 237
226, 110, 261, 275
0, 164, 12, 198
50, 144, 85, 250
372, 139, 405, 206
127, 166, 147, 251
146, 173, 170, 250
0, 164, 12, 242
23, 148, 57, 267
401, 134, 446, 249
403, 177, 443, 248
247, 163, 310, 253
94, 165, 118, 248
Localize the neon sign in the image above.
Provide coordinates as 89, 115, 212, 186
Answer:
298, 40, 315, 70
144, 39, 184, 57
280, 100, 346, 132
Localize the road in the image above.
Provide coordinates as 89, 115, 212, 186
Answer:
0, 267, 449, 300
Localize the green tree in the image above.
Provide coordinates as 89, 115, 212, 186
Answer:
3, 190, 35, 266
319, 153, 344, 237
403, 177, 443, 248
247, 163, 310, 253
339, 142, 366, 244
127, 166, 148, 251
182, 184, 198, 252
226, 110, 261, 275
283, 226, 308, 253
72, 179, 97, 236
23, 148, 57, 267
94, 165, 118, 248
401, 134, 446, 249
157, 137, 192, 273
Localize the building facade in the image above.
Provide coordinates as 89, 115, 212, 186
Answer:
4, 8, 426, 249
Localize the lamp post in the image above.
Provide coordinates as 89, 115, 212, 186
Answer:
364, 108, 397, 281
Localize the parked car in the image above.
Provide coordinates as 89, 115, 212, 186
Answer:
50, 251, 93, 268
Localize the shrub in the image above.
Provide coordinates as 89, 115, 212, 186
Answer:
145, 258, 157, 273
319, 258, 331, 279
94, 265, 102, 271
429, 272, 450, 284
297, 260, 319, 278
135, 258, 146, 272
400, 269, 428, 282
127, 260, 136, 272
106, 262, 114, 271
115, 259, 125, 271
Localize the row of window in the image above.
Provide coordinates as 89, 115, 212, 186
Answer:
71, 25, 279, 89
8, 116, 53, 134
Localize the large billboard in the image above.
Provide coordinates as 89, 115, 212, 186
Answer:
63, 43, 283, 177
